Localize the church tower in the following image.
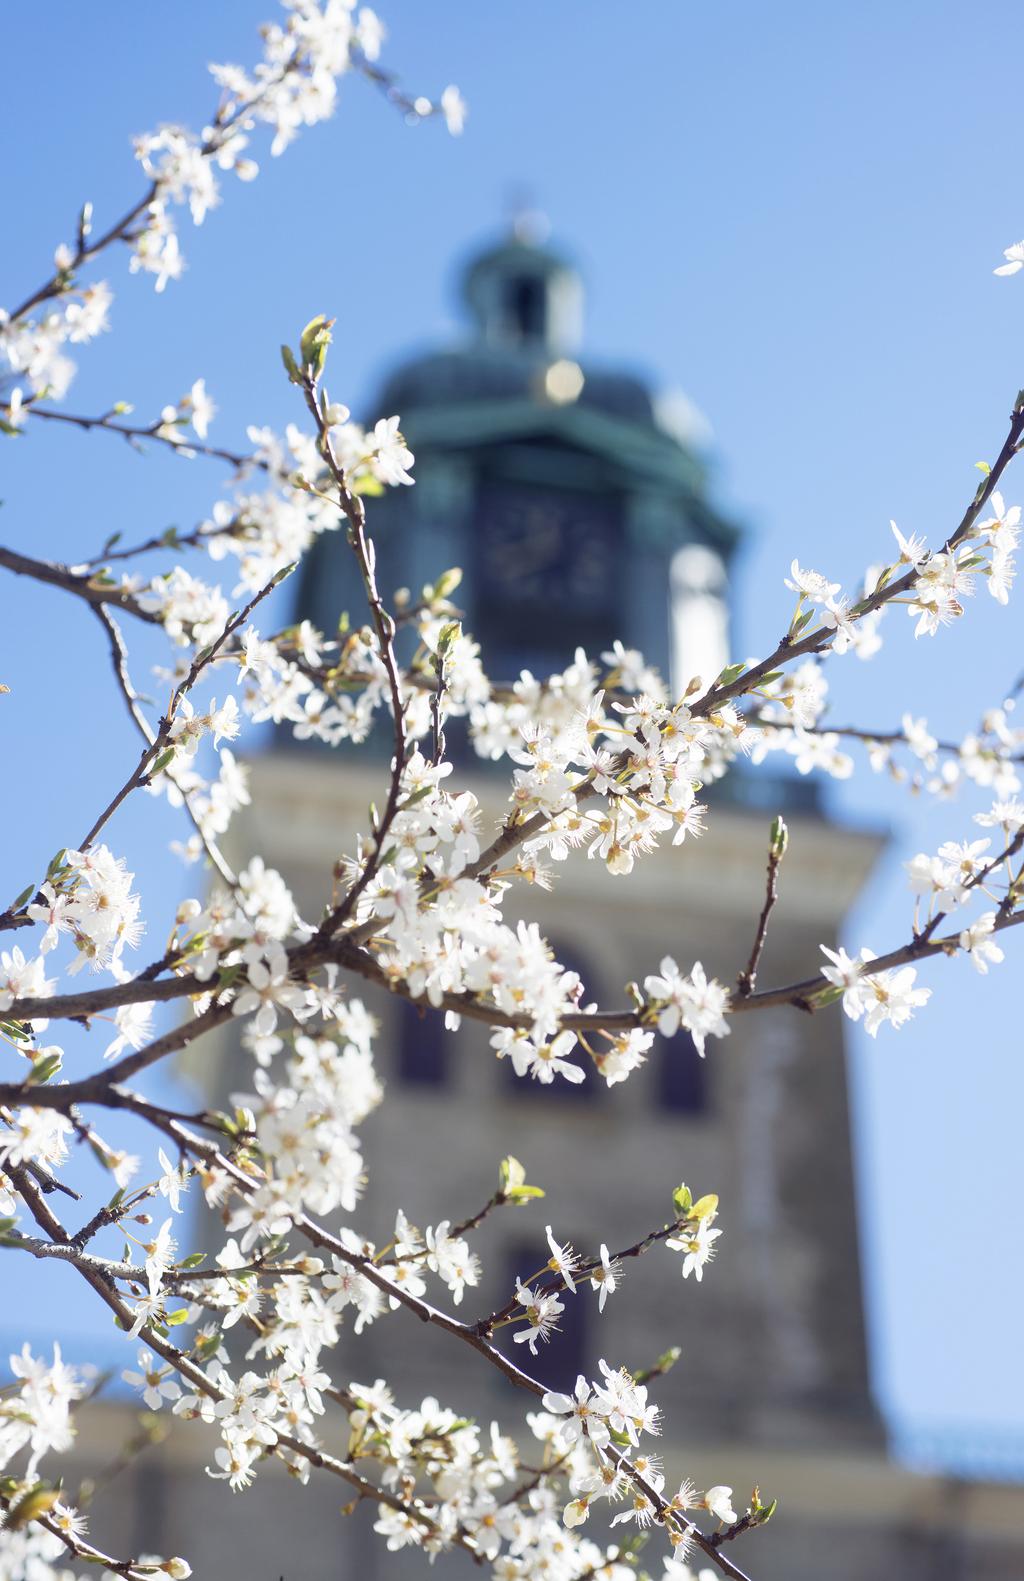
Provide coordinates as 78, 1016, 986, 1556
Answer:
299, 224, 736, 702
228, 228, 896, 1578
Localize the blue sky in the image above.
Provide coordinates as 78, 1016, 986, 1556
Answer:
2, 1, 1022, 1473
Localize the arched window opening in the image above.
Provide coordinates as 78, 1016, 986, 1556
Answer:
397, 997, 449, 1087
507, 275, 546, 341
654, 1029, 707, 1115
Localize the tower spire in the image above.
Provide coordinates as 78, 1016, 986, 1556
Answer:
461, 224, 582, 353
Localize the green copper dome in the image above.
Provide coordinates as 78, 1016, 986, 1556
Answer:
373, 227, 731, 513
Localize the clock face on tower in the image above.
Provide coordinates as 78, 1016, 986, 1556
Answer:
474, 481, 620, 676
477, 485, 618, 609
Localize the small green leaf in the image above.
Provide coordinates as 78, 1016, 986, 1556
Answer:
750, 1486, 777, 1525
500, 1156, 525, 1192
500, 1155, 544, 1204
5, 1482, 61, 1529
280, 343, 302, 385
399, 785, 434, 809
431, 566, 463, 601
299, 314, 333, 378
633, 1345, 682, 1385
28, 1050, 63, 1085
436, 619, 462, 657
811, 983, 845, 1008
89, 1138, 115, 1172
10, 885, 35, 910
671, 1183, 692, 1217
691, 1192, 719, 1221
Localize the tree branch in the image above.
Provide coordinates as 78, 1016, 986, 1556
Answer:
737, 819, 787, 997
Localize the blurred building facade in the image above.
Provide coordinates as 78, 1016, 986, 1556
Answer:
67, 231, 1024, 1581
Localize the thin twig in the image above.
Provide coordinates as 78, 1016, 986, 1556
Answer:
77, 567, 285, 853
296, 370, 408, 937
0, 543, 158, 622
25, 403, 260, 471
737, 819, 787, 997
751, 714, 1024, 764
93, 604, 238, 886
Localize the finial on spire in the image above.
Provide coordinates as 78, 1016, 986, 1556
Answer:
462, 214, 581, 353
503, 184, 551, 246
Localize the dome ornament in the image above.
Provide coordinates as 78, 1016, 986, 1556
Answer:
461, 223, 583, 354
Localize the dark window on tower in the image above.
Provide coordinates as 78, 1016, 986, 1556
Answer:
474, 481, 620, 680
654, 1030, 707, 1115
507, 276, 545, 340
500, 1241, 588, 1391
397, 997, 449, 1086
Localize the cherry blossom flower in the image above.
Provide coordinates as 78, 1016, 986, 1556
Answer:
644, 958, 730, 1056
144, 1218, 177, 1296
157, 1148, 190, 1213
703, 1484, 738, 1523
123, 1349, 183, 1411
995, 240, 1024, 276
230, 946, 310, 1035
784, 561, 840, 603
860, 964, 931, 1037
0, 947, 54, 1013
891, 520, 929, 566
512, 1279, 564, 1354
589, 1244, 622, 1312
369, 415, 415, 486
541, 1375, 610, 1448
666, 1217, 723, 1283
103, 1000, 154, 1061
440, 84, 467, 135
959, 912, 1005, 974
820, 944, 876, 1015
